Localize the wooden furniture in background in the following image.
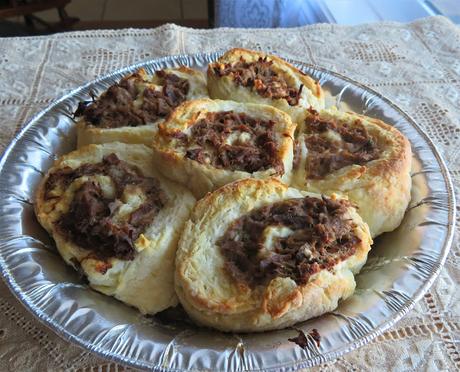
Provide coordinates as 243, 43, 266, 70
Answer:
0, 0, 78, 32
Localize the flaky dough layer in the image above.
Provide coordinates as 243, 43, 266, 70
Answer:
175, 178, 372, 332
207, 48, 325, 124
151, 98, 297, 198
35, 142, 196, 315
291, 108, 412, 237
77, 67, 208, 147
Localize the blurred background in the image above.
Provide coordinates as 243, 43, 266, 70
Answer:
0, 0, 459, 36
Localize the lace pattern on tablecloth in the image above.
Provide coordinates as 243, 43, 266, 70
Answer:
0, 16, 459, 371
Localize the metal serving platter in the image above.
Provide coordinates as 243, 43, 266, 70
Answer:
0, 52, 455, 371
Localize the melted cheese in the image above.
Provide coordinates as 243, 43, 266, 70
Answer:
224, 131, 252, 145
259, 225, 294, 258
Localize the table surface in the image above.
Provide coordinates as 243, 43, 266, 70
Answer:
0, 16, 459, 371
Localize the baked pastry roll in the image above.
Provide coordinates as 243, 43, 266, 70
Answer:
35, 143, 196, 314
151, 99, 296, 198
175, 178, 372, 332
207, 48, 325, 124
75, 67, 208, 147
291, 108, 412, 237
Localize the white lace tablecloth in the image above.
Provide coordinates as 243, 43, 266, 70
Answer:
0, 16, 459, 371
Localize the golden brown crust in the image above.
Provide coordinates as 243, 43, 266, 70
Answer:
220, 48, 322, 98
175, 178, 372, 332
151, 98, 297, 198
35, 143, 196, 315
291, 108, 412, 237
207, 48, 325, 124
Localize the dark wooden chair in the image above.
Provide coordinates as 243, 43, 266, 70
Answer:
0, 0, 78, 33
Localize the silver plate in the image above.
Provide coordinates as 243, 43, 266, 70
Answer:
0, 52, 455, 371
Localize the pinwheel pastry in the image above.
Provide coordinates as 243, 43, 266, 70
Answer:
35, 143, 196, 314
75, 67, 208, 147
291, 108, 412, 237
207, 48, 325, 124
175, 178, 372, 332
151, 99, 296, 198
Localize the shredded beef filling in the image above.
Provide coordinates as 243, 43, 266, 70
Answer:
304, 112, 379, 179
217, 196, 359, 288
180, 111, 283, 174
46, 153, 167, 260
213, 57, 303, 106
288, 329, 321, 348
74, 70, 190, 128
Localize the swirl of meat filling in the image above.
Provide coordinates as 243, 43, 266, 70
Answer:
291, 108, 412, 238
36, 144, 197, 314
74, 69, 190, 129
151, 99, 296, 198
181, 111, 284, 174
45, 153, 167, 260
213, 57, 304, 106
174, 178, 371, 332
299, 110, 380, 179
207, 49, 325, 125
218, 196, 359, 288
